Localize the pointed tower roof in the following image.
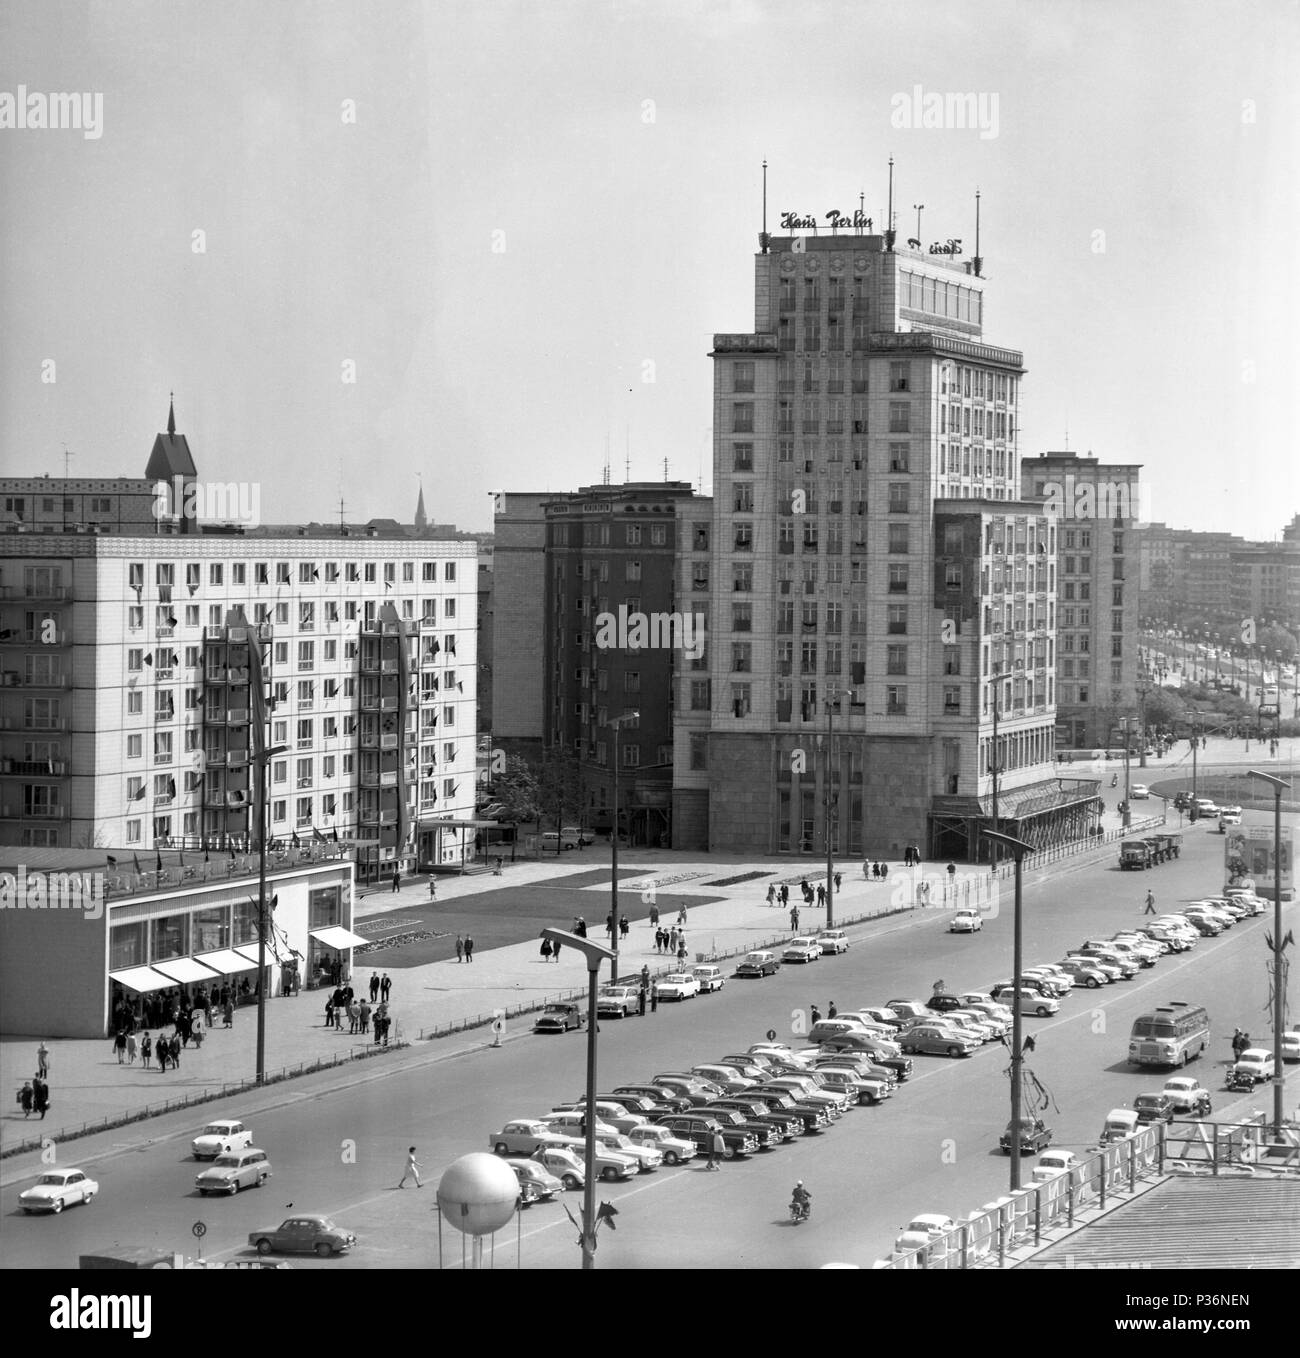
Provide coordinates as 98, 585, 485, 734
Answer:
145, 392, 197, 481
414, 480, 427, 530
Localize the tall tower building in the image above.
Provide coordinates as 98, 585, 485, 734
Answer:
679, 204, 1095, 859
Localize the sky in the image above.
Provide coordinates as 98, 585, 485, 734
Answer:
1, 0, 1297, 539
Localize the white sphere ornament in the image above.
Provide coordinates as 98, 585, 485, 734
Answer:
436, 1152, 520, 1236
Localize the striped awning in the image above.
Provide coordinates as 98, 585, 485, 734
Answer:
310, 926, 368, 949
151, 957, 222, 985
193, 948, 256, 975
109, 965, 175, 994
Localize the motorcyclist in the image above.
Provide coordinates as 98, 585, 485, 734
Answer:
1111, 773, 1118, 788
791, 1181, 811, 1219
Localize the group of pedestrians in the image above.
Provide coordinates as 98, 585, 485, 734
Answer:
454, 934, 475, 962
18, 1043, 51, 1119
654, 927, 688, 960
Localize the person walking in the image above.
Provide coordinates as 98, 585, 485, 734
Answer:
828, 1000, 838, 1018
381, 973, 393, 999
359, 999, 372, 1034
223, 998, 234, 1028
348, 1001, 360, 1035
650, 981, 659, 1013
575, 917, 587, 939
551, 937, 561, 963
766, 884, 776, 906
677, 906, 687, 927
619, 914, 630, 941
36, 1041, 49, 1079
811, 1004, 822, 1025
141, 1032, 152, 1069
369, 971, 380, 1001
325, 995, 335, 1029
397, 1146, 424, 1189
463, 936, 474, 963
19, 1081, 34, 1118
640, 964, 651, 992
677, 940, 688, 964
112, 1030, 126, 1064
540, 936, 553, 963
156, 1037, 168, 1073
32, 1077, 49, 1120
789, 905, 800, 931
171, 1033, 182, 1069
126, 1031, 138, 1065
706, 1129, 725, 1170
816, 884, 826, 908
456, 934, 464, 962
833, 871, 842, 891
648, 903, 660, 928
863, 859, 870, 880
428, 877, 437, 901
391, 866, 400, 894
1144, 890, 1156, 915
668, 926, 678, 955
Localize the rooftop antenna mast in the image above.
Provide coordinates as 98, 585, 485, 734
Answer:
760, 159, 770, 252
603, 433, 611, 486
62, 443, 74, 478
859, 190, 865, 234
663, 456, 669, 482
973, 188, 983, 278
885, 157, 896, 251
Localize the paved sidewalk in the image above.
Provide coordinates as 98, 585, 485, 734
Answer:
0, 851, 925, 1155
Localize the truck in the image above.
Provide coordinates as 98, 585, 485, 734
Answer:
1120, 839, 1153, 870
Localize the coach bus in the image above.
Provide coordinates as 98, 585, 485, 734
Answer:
1128, 1001, 1211, 1067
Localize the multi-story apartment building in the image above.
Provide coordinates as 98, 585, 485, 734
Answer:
0, 408, 479, 880
671, 496, 714, 850
1021, 453, 1141, 749
490, 492, 551, 763
1230, 541, 1300, 632
678, 217, 1095, 860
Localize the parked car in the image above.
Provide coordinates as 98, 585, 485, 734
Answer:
735, 950, 780, 978
19, 1168, 98, 1215
192, 1119, 254, 1160
856, 1005, 904, 1028
761, 1075, 849, 1116
1218, 807, 1242, 829
651, 1074, 721, 1105
808, 1018, 874, 1045
534, 1002, 584, 1033
489, 1120, 576, 1157
561, 825, 594, 846
625, 1123, 696, 1164
656, 972, 700, 1001
249, 1216, 356, 1258
884, 1000, 931, 1021
989, 986, 1062, 1016
540, 1111, 621, 1141
813, 1067, 891, 1105
1057, 958, 1110, 988
782, 937, 822, 964
610, 1084, 691, 1114
1130, 783, 1150, 800
596, 986, 640, 1019
506, 1158, 563, 1205
692, 965, 726, 993
539, 831, 572, 851
195, 1148, 272, 1196
530, 1145, 586, 1189
1000, 1117, 1052, 1154
700, 1105, 778, 1149
1132, 1093, 1176, 1124
1099, 1108, 1141, 1143
654, 1113, 759, 1157
708, 1097, 803, 1140
926, 992, 967, 1013
745, 1087, 831, 1132
552, 1099, 648, 1134
899, 1024, 979, 1058
949, 909, 983, 933
691, 1064, 757, 1094
1031, 1150, 1081, 1184
892, 1214, 958, 1264
1161, 1076, 1213, 1115
1230, 1048, 1276, 1085
1172, 791, 1193, 810
817, 930, 850, 953
594, 1131, 663, 1172
1281, 1032, 1300, 1063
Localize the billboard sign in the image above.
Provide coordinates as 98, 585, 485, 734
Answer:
1225, 824, 1293, 901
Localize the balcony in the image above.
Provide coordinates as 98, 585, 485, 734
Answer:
2, 629, 70, 647
711, 333, 777, 354
226, 708, 249, 724
1, 584, 70, 602
12, 804, 67, 820
2, 759, 67, 776
226, 749, 250, 769
1, 715, 68, 732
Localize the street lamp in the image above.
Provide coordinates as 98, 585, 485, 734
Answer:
1245, 770, 1290, 1137
1137, 682, 1150, 768
606, 710, 640, 985
823, 688, 853, 930
541, 927, 615, 1270
255, 741, 289, 1084
981, 828, 1034, 1190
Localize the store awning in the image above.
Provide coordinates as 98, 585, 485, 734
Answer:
232, 945, 268, 967
310, 926, 369, 949
151, 957, 221, 985
193, 948, 257, 975
109, 965, 175, 994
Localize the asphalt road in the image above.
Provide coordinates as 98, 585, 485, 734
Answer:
4, 813, 1294, 1270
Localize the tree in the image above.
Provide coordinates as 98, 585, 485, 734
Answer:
1142, 687, 1186, 732
1258, 624, 1297, 664
491, 755, 542, 825
535, 745, 586, 849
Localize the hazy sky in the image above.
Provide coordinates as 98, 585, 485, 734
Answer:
2, 0, 1296, 538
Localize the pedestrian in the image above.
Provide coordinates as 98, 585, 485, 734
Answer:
113, 1030, 126, 1064
800, 878, 809, 898
359, 1000, 371, 1033
325, 995, 335, 1028
36, 1041, 49, 1078
157, 1038, 168, 1073
141, 1032, 152, 1069
126, 1031, 138, 1065
863, 859, 870, 880
223, 998, 234, 1028
650, 981, 659, 1013
170, 1034, 182, 1069
669, 926, 678, 954
619, 914, 630, 940
828, 1000, 838, 1018
32, 1077, 49, 1120
19, 1081, 33, 1117
946, 862, 956, 882
640, 964, 651, 990
638, 985, 647, 1017
576, 918, 587, 939
706, 1129, 724, 1170
677, 940, 688, 964
540, 936, 553, 962
790, 906, 800, 931
1144, 890, 1156, 915
552, 937, 561, 963
381, 973, 392, 999
391, 866, 400, 893
677, 906, 687, 926
397, 1146, 424, 1189
811, 1004, 822, 1025
428, 877, 437, 900
456, 934, 464, 962
766, 884, 776, 906
649, 903, 660, 927
605, 911, 614, 938
464, 936, 474, 963
348, 1001, 360, 1035
369, 971, 380, 1001
816, 884, 826, 908
833, 872, 841, 891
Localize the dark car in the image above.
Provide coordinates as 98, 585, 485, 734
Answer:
534, 1003, 584, 1034
700, 1105, 779, 1149
654, 1113, 759, 1157
1132, 1093, 1177, 1124
708, 1097, 803, 1141
735, 951, 781, 979
819, 1038, 913, 1081
926, 993, 965, 1013
744, 1088, 830, 1132
999, 1117, 1053, 1155
248, 1215, 357, 1258
610, 1085, 691, 1114
1172, 791, 1193, 810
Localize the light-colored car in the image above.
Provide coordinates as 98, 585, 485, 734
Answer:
856, 1005, 904, 1028
952, 1006, 1008, 1039
991, 988, 1061, 1017
1160, 1076, 1213, 1114
691, 1063, 757, 1093
817, 929, 850, 953
892, 1213, 958, 1263
1025, 964, 1078, 991
1218, 807, 1242, 828
505, 1158, 563, 1205
489, 1119, 575, 1156
964, 1000, 1014, 1028
1057, 958, 1111, 988
782, 937, 822, 964
813, 1067, 891, 1104
561, 825, 594, 846
884, 1000, 931, 1021
552, 1100, 648, 1134
595, 1132, 663, 1172
949, 909, 982, 933
692, 964, 726, 992
1231, 1049, 1276, 1084
1099, 1108, 1141, 1143
540, 1111, 621, 1141
1031, 1149, 1080, 1183
596, 986, 640, 1018
19, 1168, 99, 1214
192, 1119, 254, 1160
248, 1215, 356, 1258
531, 1145, 586, 1189
1194, 798, 1219, 817
1130, 784, 1150, 799
625, 1123, 696, 1165
655, 972, 699, 1001
899, 1024, 979, 1057
195, 1147, 272, 1196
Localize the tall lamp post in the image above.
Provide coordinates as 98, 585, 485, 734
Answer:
606, 710, 640, 986
1245, 770, 1290, 1137
1137, 682, 1150, 768
981, 828, 1034, 1189
542, 927, 615, 1270
255, 741, 289, 1084
823, 688, 852, 930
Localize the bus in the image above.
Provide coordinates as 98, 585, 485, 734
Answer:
1128, 1001, 1211, 1067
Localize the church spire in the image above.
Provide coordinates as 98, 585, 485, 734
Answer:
414, 477, 427, 530
167, 392, 176, 437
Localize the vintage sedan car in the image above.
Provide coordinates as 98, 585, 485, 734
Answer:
899, 1024, 979, 1058
987, 987, 1061, 1017
1062, 953, 1124, 982
691, 1063, 757, 1093
761, 1075, 849, 1116
610, 1084, 691, 1114
691, 965, 726, 993
1230, 1048, 1276, 1085
1027, 963, 1081, 990
195, 1147, 272, 1196
530, 1145, 586, 1189
489, 1119, 575, 1156
1130, 783, 1150, 799
735, 950, 780, 978
19, 1168, 99, 1214
655, 972, 700, 1001
715, 1058, 772, 1082
533, 1002, 584, 1033
700, 1105, 778, 1149
782, 937, 822, 964
813, 1067, 890, 1105
625, 1123, 697, 1164
951, 1006, 1008, 1039
654, 1112, 759, 1157
505, 1158, 563, 1205
561, 825, 595, 846
1281, 1031, 1300, 1063
652, 1074, 722, 1105
249, 1215, 356, 1258
808, 1018, 875, 1045
595, 1131, 663, 1172
709, 1097, 802, 1141
745, 1087, 831, 1132
925, 992, 966, 1013
1132, 1093, 1177, 1124
551, 1100, 648, 1134
192, 1118, 254, 1160
1161, 1076, 1213, 1115
1218, 807, 1243, 829
949, 909, 983, 933
817, 929, 850, 953
1031, 1150, 1081, 1184
856, 1005, 904, 1028
1000, 1117, 1052, 1154
596, 986, 640, 1019
539, 1111, 621, 1141
547, 1140, 638, 1182
892, 1214, 958, 1264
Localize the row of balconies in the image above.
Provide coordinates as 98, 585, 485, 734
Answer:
0, 715, 68, 732
0, 803, 67, 819
0, 584, 71, 602
0, 672, 68, 688
0, 629, 70, 647
0, 758, 67, 776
